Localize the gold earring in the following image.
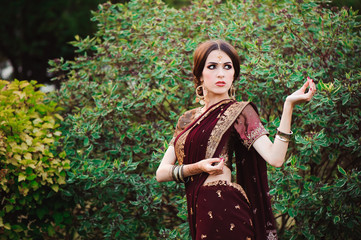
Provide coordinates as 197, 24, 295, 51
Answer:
229, 84, 236, 100
196, 85, 205, 105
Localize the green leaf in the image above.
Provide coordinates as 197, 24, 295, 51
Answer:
51, 184, 59, 192
335, 179, 347, 188
288, 208, 297, 217
338, 165, 347, 176
36, 208, 47, 220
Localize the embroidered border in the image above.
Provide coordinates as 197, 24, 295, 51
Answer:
203, 180, 250, 204
243, 122, 269, 150
174, 100, 233, 164
169, 137, 176, 146
266, 230, 278, 240
205, 102, 248, 159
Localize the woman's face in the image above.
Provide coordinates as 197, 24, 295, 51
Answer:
201, 50, 234, 99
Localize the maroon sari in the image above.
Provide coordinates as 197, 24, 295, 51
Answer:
171, 100, 278, 240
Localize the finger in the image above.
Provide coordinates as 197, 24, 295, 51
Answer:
309, 80, 316, 94
209, 158, 222, 166
305, 78, 316, 94
305, 85, 315, 101
217, 158, 225, 169
300, 78, 311, 92
309, 78, 317, 92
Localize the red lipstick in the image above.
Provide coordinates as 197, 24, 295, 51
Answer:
215, 81, 226, 87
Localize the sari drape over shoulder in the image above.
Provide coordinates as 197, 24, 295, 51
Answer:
171, 100, 278, 240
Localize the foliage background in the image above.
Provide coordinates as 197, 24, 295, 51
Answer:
0, 0, 359, 84
0, 0, 360, 239
0, 80, 70, 239
47, 0, 361, 239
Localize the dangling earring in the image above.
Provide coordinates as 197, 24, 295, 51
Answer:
229, 84, 236, 100
196, 85, 205, 105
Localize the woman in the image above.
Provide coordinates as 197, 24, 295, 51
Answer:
156, 40, 316, 240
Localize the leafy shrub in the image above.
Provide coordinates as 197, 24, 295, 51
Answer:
49, 0, 361, 239
0, 80, 71, 239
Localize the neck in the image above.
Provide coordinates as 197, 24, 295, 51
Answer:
203, 93, 231, 110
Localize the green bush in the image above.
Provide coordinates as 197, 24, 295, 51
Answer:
0, 80, 71, 239
49, 0, 361, 239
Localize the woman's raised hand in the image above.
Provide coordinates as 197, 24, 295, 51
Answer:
286, 77, 316, 106
197, 158, 225, 175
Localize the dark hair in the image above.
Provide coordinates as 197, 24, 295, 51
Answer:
192, 40, 240, 88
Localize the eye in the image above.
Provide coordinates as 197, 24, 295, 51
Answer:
207, 64, 216, 70
224, 64, 233, 70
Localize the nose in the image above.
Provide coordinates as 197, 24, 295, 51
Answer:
217, 68, 225, 78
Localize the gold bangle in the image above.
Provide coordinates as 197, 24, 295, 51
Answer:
277, 128, 293, 136
171, 165, 177, 181
275, 134, 290, 142
173, 165, 181, 183
179, 165, 185, 183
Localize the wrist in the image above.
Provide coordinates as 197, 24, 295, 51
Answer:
196, 161, 204, 172
284, 98, 294, 110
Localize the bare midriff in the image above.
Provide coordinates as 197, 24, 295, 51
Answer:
203, 166, 232, 185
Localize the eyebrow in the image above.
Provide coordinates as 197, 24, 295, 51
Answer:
207, 61, 232, 64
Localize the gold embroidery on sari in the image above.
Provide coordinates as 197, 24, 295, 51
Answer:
169, 136, 176, 146
203, 180, 250, 204
230, 223, 235, 231
205, 102, 248, 159
174, 100, 233, 164
266, 230, 278, 240
243, 121, 269, 150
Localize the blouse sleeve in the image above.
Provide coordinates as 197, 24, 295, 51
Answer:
169, 108, 199, 146
233, 103, 269, 150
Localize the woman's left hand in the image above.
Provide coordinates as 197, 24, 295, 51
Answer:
286, 77, 316, 106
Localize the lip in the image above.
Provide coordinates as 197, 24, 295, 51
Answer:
215, 81, 226, 87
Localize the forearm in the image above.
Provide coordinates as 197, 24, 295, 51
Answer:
270, 99, 294, 167
254, 77, 315, 167
156, 162, 202, 182
156, 146, 224, 182
183, 162, 203, 177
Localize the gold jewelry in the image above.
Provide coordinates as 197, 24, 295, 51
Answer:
179, 165, 189, 183
196, 85, 205, 105
276, 128, 293, 142
179, 165, 185, 182
172, 165, 188, 183
171, 165, 178, 182
277, 128, 293, 136
173, 165, 181, 182
275, 134, 290, 142
229, 84, 236, 100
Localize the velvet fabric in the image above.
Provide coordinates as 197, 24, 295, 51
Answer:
196, 180, 254, 239
173, 100, 278, 240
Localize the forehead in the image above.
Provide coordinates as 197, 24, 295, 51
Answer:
206, 50, 232, 62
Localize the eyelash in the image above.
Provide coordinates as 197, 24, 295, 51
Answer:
207, 64, 232, 70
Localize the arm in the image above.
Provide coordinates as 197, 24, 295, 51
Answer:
253, 77, 316, 167
156, 146, 225, 182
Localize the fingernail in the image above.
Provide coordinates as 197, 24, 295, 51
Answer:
220, 158, 224, 161
310, 88, 313, 90
307, 77, 310, 80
